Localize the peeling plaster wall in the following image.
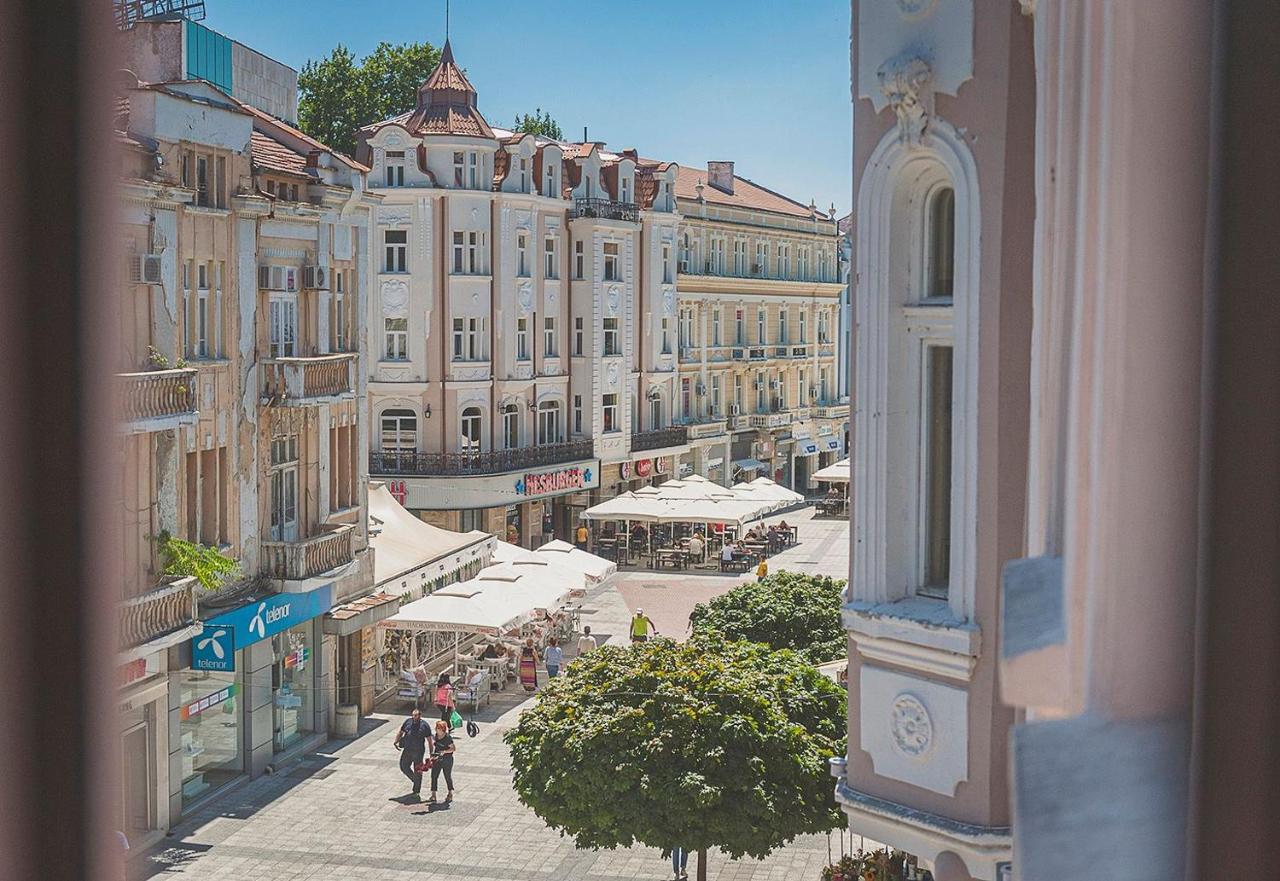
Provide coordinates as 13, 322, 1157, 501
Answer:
236, 214, 261, 572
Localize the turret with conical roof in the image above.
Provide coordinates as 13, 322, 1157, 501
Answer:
404, 39, 494, 139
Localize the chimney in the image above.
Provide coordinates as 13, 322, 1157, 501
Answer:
707, 160, 734, 194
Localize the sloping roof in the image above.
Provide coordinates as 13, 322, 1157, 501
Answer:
250, 130, 308, 175
237, 99, 368, 172
420, 40, 475, 93
675, 165, 817, 219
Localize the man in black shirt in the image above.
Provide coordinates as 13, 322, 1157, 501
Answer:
393, 708, 431, 796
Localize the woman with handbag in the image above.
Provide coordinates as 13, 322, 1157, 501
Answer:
427, 719, 456, 804
518, 638, 540, 691
433, 672, 455, 722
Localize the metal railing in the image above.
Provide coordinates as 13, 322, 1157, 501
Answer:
370, 439, 595, 477
631, 425, 689, 452
261, 524, 355, 581
118, 368, 198, 426
120, 576, 199, 649
261, 353, 357, 403
570, 198, 640, 223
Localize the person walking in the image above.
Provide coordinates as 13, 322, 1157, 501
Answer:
544, 637, 564, 678
575, 520, 589, 549
518, 638, 540, 691
756, 557, 769, 582
667, 847, 689, 880
576, 625, 598, 656
433, 672, 455, 722
393, 708, 432, 797
630, 608, 657, 643
427, 719, 456, 804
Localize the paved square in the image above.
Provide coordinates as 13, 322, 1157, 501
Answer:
135, 508, 854, 881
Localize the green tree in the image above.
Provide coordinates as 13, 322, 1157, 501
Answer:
690, 571, 848, 664
155, 530, 239, 592
298, 41, 440, 156
505, 636, 845, 881
512, 107, 563, 140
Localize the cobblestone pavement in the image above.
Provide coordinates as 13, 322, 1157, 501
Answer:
135, 508, 852, 881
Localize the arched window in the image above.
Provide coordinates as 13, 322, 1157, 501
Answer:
502, 403, 520, 450
537, 401, 561, 445
460, 407, 483, 452
926, 186, 955, 299
380, 409, 417, 453
649, 393, 664, 430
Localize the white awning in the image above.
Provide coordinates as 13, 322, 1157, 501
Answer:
796, 441, 820, 457
812, 457, 852, 484
533, 539, 617, 584
732, 458, 765, 472
379, 561, 575, 636
368, 483, 491, 587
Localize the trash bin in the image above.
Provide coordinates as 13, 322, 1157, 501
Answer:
334, 704, 359, 738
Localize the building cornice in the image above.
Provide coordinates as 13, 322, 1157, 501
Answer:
676, 275, 844, 298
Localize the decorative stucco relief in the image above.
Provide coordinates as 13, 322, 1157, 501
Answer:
878, 55, 934, 147
381, 278, 409, 317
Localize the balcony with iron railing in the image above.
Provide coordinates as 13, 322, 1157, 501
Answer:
261, 353, 357, 405
370, 439, 595, 477
631, 425, 689, 453
118, 368, 199, 433
261, 523, 355, 583
120, 575, 199, 649
570, 198, 640, 224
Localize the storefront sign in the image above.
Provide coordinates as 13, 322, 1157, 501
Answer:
655, 457, 670, 475
516, 466, 591, 497
387, 479, 408, 505
635, 459, 653, 478
180, 682, 239, 721
118, 658, 148, 687
619, 461, 631, 480
191, 584, 333, 672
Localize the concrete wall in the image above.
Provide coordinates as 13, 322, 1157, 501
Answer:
231, 41, 298, 125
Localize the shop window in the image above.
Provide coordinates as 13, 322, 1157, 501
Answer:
271, 624, 314, 753
178, 669, 242, 806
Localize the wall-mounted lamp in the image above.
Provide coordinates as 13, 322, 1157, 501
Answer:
527, 399, 538, 412
423, 403, 432, 419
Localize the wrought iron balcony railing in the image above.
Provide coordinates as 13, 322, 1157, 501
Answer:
370, 439, 595, 477
631, 425, 689, 453
570, 198, 640, 224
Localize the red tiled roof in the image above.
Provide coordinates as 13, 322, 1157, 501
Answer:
420, 40, 474, 94
237, 100, 368, 172
251, 130, 308, 175
674, 165, 817, 219
407, 103, 494, 139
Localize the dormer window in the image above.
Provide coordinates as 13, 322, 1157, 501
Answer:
620, 176, 631, 204
518, 157, 529, 193
545, 163, 555, 197
385, 150, 405, 187
453, 152, 465, 187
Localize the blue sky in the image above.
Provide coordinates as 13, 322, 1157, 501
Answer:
203, 0, 853, 216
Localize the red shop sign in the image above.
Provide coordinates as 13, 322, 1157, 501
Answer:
635, 459, 653, 477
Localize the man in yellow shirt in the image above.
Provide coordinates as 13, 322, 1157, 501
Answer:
575, 522, 589, 549
756, 559, 769, 582
630, 608, 657, 643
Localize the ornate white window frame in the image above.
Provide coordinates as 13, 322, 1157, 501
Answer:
852, 117, 980, 623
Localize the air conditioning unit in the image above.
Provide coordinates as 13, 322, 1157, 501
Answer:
303, 264, 329, 290
769, 379, 780, 390
695, 383, 706, 396
127, 253, 163, 285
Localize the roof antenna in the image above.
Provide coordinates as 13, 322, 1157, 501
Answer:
583, 126, 588, 143
445, 0, 450, 41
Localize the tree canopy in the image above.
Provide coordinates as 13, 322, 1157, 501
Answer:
298, 41, 441, 156
689, 571, 848, 664
505, 636, 845, 877
512, 108, 563, 140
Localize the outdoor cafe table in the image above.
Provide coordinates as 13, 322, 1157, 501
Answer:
654, 548, 688, 570
741, 540, 769, 558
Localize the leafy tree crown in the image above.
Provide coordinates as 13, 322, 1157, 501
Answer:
689, 571, 848, 664
505, 636, 845, 861
512, 108, 563, 141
